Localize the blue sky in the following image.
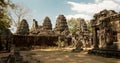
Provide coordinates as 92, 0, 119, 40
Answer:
10, 0, 120, 32
11, 0, 73, 27
11, 0, 94, 27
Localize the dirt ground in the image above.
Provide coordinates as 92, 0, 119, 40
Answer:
19, 48, 120, 63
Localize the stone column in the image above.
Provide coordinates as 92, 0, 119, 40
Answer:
0, 36, 2, 51
117, 33, 120, 50
93, 27, 99, 49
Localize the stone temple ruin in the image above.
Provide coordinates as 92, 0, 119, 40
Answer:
12, 15, 71, 48
54, 15, 71, 46
72, 18, 92, 52
43, 16, 52, 30
77, 19, 88, 32
16, 19, 29, 35
30, 19, 38, 32
88, 9, 120, 57
29, 16, 53, 36
1, 9, 120, 58
29, 15, 69, 36
54, 15, 69, 33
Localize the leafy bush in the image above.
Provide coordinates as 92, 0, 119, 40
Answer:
55, 41, 65, 47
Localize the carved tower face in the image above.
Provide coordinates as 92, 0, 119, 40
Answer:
16, 19, 29, 35
54, 15, 69, 32
43, 16, 52, 30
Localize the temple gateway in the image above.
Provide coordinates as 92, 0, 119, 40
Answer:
88, 10, 120, 57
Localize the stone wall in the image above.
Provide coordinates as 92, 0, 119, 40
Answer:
13, 35, 58, 48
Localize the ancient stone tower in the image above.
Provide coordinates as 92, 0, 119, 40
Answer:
16, 19, 29, 35
54, 15, 69, 32
77, 18, 87, 32
30, 19, 38, 32
43, 16, 52, 30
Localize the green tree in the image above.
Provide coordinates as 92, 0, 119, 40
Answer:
86, 21, 92, 32
0, 0, 13, 30
0, 0, 14, 51
67, 18, 92, 33
67, 18, 81, 33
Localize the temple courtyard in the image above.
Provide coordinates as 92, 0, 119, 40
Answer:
20, 48, 120, 63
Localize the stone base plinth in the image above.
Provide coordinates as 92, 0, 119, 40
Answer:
88, 49, 120, 58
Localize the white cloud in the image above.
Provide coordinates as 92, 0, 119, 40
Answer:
66, 14, 92, 20
66, 0, 120, 20
114, 0, 120, 3
94, 0, 103, 3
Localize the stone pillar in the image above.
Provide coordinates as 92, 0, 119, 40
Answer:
117, 33, 120, 50
93, 27, 99, 49
0, 36, 2, 51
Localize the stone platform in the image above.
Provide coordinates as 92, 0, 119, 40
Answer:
88, 49, 120, 58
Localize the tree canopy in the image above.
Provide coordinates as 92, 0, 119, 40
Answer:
67, 18, 81, 33
0, 0, 13, 30
67, 18, 92, 33
9, 3, 30, 27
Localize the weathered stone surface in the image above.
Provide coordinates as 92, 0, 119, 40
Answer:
87, 10, 120, 58
43, 16, 52, 30
0, 28, 13, 52
30, 19, 38, 32
16, 19, 29, 35
54, 15, 69, 32
77, 18, 87, 32
38, 30, 56, 36
30, 17, 54, 36
93, 9, 117, 21
90, 10, 119, 49
29, 19, 40, 35
71, 18, 92, 52
13, 35, 58, 48
90, 9, 120, 50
